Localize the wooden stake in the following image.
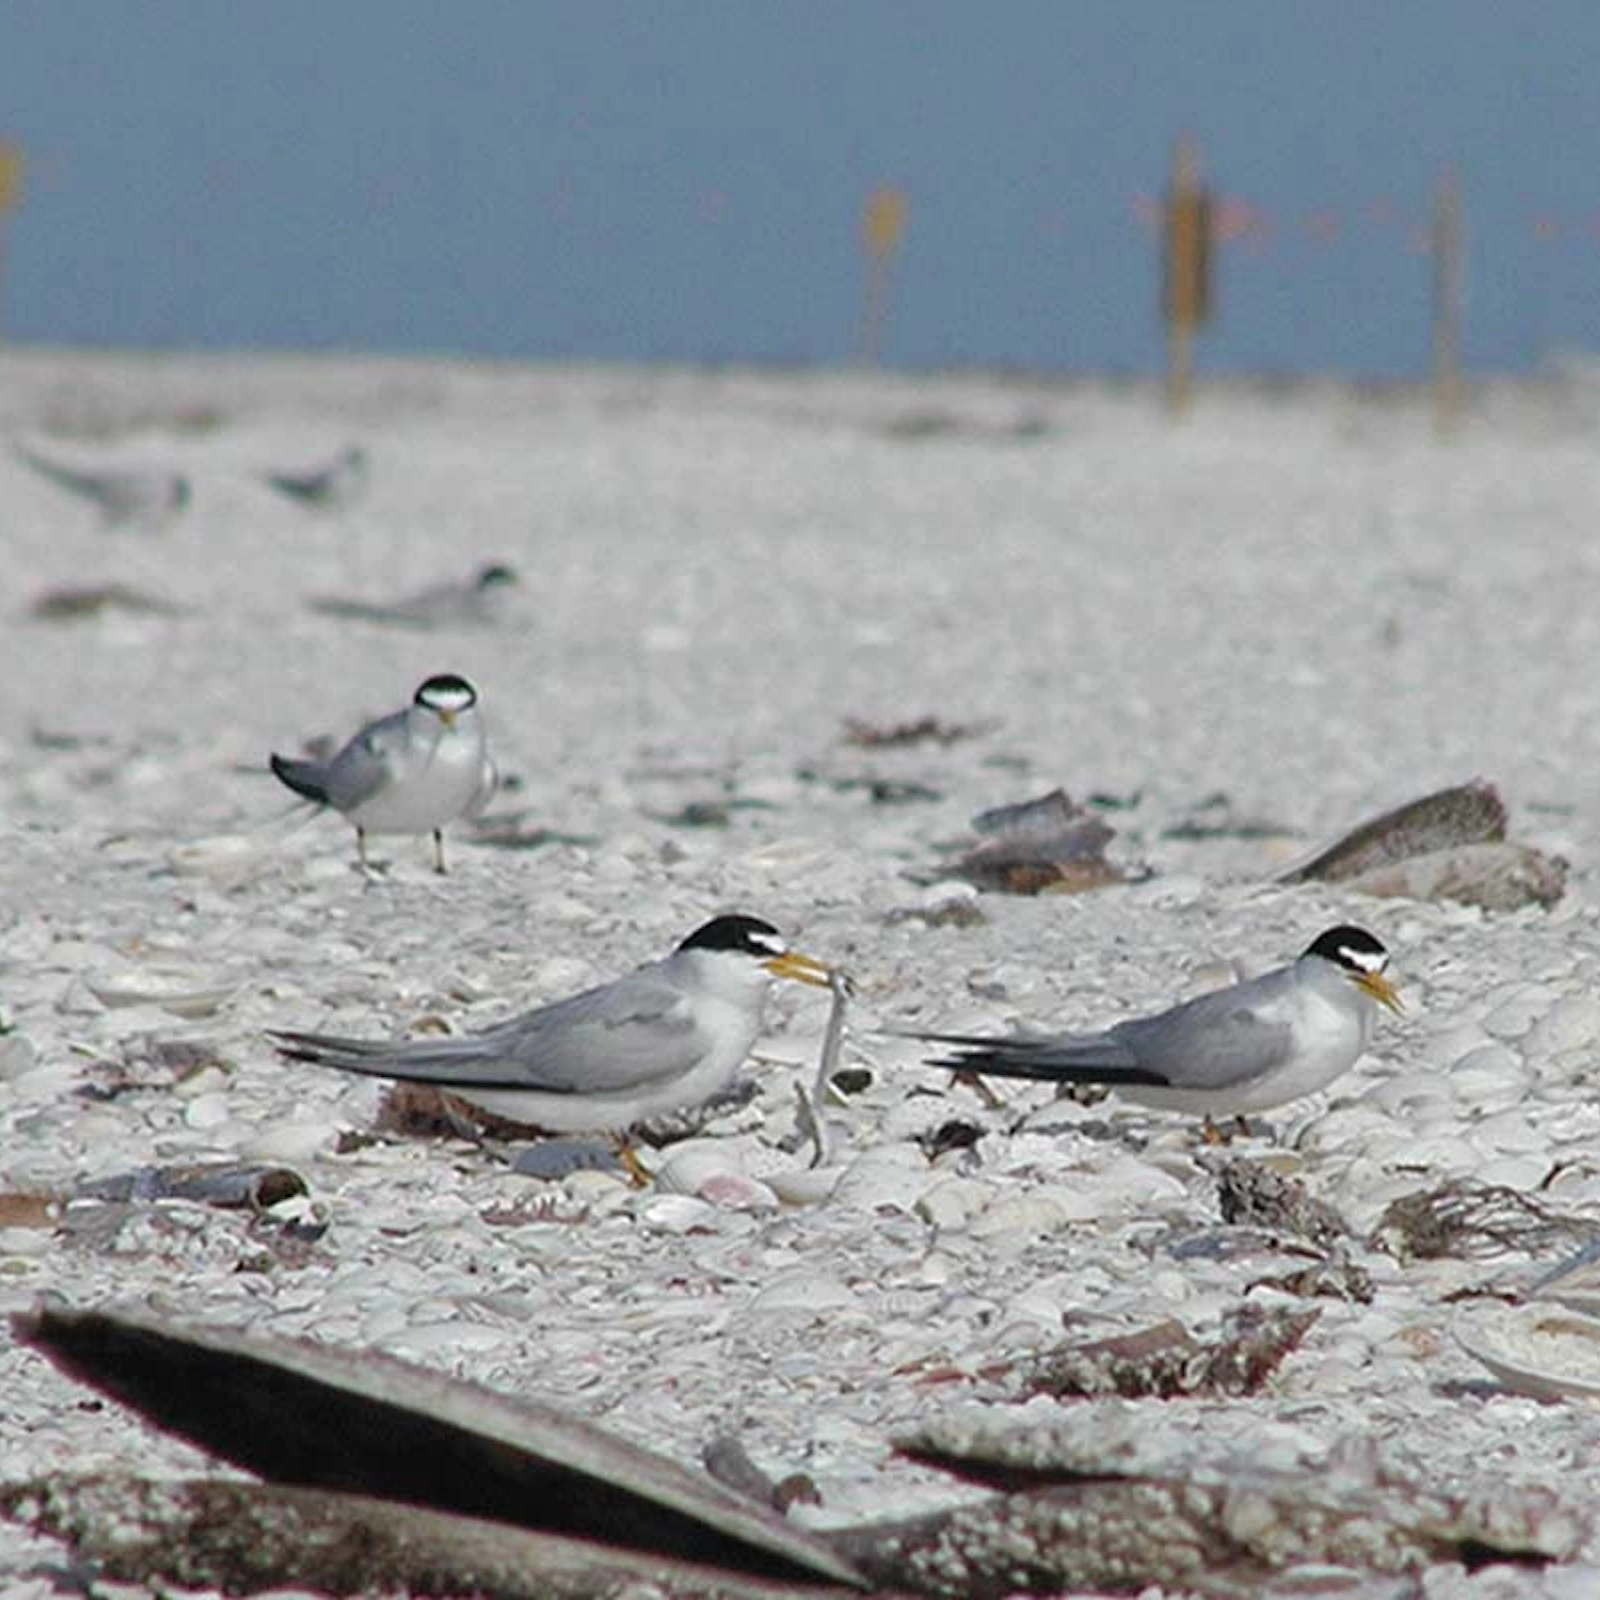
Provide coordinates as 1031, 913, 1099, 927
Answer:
857, 187, 908, 365
1432, 169, 1465, 434
1163, 136, 1211, 415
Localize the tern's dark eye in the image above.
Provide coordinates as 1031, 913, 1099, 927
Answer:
416, 673, 478, 713
678, 914, 786, 957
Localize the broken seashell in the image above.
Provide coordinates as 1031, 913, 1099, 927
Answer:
76, 1161, 309, 1212
761, 1167, 842, 1206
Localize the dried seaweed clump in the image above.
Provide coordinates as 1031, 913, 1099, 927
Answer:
947, 788, 1141, 896
1374, 1180, 1597, 1263
1017, 1303, 1319, 1400
1214, 1159, 1349, 1251
841, 713, 993, 748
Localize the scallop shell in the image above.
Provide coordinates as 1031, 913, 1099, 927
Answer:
1526, 1238, 1600, 1317
651, 1141, 743, 1197
1455, 1304, 1600, 1401
167, 834, 268, 880
85, 968, 237, 1018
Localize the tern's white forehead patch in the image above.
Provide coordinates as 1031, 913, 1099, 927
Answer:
1337, 939, 1387, 973
746, 928, 787, 959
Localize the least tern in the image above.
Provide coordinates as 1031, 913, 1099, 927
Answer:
13, 440, 190, 528
269, 672, 492, 872
902, 925, 1402, 1121
308, 561, 520, 629
263, 443, 369, 510
270, 914, 833, 1135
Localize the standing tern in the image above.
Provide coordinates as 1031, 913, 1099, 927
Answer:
899, 925, 1402, 1121
269, 672, 492, 873
270, 914, 833, 1136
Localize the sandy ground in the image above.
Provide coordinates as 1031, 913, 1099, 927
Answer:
6, 350, 1600, 1596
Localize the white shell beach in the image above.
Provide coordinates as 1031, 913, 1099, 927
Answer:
6, 348, 1600, 1595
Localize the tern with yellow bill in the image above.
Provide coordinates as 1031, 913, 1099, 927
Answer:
272, 914, 834, 1135
899, 925, 1402, 1121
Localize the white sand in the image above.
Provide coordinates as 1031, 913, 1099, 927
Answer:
5, 349, 1600, 1594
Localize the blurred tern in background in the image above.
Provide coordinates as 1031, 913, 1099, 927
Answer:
263, 443, 369, 510
13, 440, 190, 529
308, 561, 520, 629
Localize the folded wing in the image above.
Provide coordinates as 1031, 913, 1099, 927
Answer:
272, 968, 705, 1099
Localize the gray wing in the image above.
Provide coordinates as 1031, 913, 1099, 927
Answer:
305, 595, 413, 625
305, 578, 455, 629
915, 973, 1296, 1093
272, 965, 702, 1098
1100, 987, 1295, 1091
320, 708, 411, 811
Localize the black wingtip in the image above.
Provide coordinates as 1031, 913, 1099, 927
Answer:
266, 1029, 321, 1065
269, 753, 329, 805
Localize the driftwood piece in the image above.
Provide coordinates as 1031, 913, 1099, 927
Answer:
1340, 842, 1567, 912
1276, 780, 1565, 909
0, 1475, 848, 1600
10, 1303, 862, 1591
834, 1468, 1578, 1600
1278, 779, 1507, 882
8, 1301, 1590, 1600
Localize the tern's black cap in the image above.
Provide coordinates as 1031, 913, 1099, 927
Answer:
677, 914, 786, 958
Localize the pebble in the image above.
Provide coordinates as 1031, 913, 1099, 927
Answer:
916, 1175, 998, 1231
0, 1035, 39, 1080
636, 1193, 721, 1234
1480, 983, 1562, 1040
966, 1185, 1101, 1240
181, 1092, 232, 1131
827, 1146, 936, 1213
745, 1269, 858, 1317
